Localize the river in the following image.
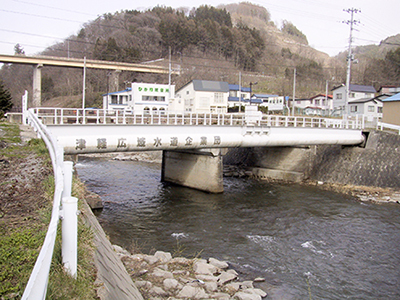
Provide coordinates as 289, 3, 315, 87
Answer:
75, 156, 400, 299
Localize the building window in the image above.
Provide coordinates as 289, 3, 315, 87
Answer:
111, 95, 118, 104
142, 95, 166, 102
214, 93, 224, 103
336, 93, 342, 99
315, 100, 320, 105
368, 106, 374, 112
378, 107, 383, 113
350, 106, 358, 112
229, 91, 237, 97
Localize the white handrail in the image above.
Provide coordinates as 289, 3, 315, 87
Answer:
22, 109, 75, 299
33, 107, 369, 129
378, 121, 400, 135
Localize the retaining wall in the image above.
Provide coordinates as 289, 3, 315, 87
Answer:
224, 130, 400, 188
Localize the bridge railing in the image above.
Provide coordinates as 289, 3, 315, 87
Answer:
21, 110, 76, 300
32, 107, 367, 129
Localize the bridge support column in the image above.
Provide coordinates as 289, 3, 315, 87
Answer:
110, 70, 121, 92
161, 149, 223, 193
32, 64, 43, 107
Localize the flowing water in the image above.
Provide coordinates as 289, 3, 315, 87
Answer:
75, 156, 400, 299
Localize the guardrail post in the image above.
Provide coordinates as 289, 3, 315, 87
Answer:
61, 161, 77, 278
61, 196, 78, 278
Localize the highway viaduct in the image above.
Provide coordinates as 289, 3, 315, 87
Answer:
0, 53, 174, 107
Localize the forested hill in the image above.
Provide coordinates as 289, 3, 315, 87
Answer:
1, 2, 399, 108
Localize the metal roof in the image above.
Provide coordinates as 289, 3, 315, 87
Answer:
228, 84, 251, 92
192, 80, 229, 92
382, 92, 400, 102
332, 84, 376, 93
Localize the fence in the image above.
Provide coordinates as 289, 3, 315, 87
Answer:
32, 107, 368, 130
21, 110, 77, 300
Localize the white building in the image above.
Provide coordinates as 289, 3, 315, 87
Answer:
103, 82, 175, 114
348, 96, 384, 121
332, 84, 376, 112
228, 84, 251, 108
175, 80, 229, 113
252, 94, 285, 111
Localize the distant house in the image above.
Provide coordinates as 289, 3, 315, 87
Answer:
103, 82, 175, 114
378, 85, 400, 96
175, 80, 229, 113
348, 96, 383, 121
332, 84, 376, 112
252, 94, 285, 111
228, 84, 251, 107
382, 92, 400, 126
309, 94, 333, 110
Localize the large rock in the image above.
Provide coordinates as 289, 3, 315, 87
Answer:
151, 268, 174, 279
154, 251, 172, 263
208, 257, 229, 269
218, 271, 238, 286
149, 286, 168, 297
163, 278, 182, 291
193, 261, 218, 275
233, 291, 261, 300
177, 285, 208, 299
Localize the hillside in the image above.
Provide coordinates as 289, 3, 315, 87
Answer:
0, 2, 399, 109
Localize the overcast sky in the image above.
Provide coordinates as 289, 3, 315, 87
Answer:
0, 0, 399, 58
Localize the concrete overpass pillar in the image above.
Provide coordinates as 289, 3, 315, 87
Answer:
161, 149, 224, 193
32, 64, 43, 107
110, 70, 121, 92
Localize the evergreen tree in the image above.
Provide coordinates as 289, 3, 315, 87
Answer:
0, 81, 13, 117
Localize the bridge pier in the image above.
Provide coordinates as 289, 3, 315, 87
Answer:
32, 64, 43, 107
161, 149, 223, 193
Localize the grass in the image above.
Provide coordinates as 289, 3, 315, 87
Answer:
0, 122, 98, 299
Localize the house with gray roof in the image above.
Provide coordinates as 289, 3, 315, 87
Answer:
175, 80, 230, 113
332, 84, 376, 112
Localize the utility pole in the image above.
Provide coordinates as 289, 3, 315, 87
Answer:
82, 56, 86, 109
292, 67, 296, 116
168, 47, 171, 99
239, 72, 242, 113
343, 8, 360, 117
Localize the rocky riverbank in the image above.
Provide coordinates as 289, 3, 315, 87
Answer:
113, 246, 268, 300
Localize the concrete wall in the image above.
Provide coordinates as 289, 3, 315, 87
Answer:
225, 130, 400, 188
162, 149, 223, 193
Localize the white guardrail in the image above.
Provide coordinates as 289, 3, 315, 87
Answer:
378, 121, 400, 134
22, 110, 77, 300
31, 107, 369, 129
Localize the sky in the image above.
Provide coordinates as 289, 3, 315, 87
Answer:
0, 0, 399, 58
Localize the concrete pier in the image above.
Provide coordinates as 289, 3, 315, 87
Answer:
161, 149, 224, 193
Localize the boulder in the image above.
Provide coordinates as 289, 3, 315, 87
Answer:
177, 285, 208, 299
212, 292, 231, 300
193, 261, 218, 275
134, 280, 152, 290
149, 286, 169, 297
143, 254, 159, 265
163, 278, 182, 291
204, 281, 218, 293
233, 291, 261, 300
208, 257, 229, 269
154, 251, 172, 263
151, 268, 174, 279
218, 271, 238, 286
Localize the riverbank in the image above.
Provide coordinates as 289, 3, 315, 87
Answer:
0, 122, 98, 299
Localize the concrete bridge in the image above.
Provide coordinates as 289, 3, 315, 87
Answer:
0, 54, 174, 107
32, 108, 365, 193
